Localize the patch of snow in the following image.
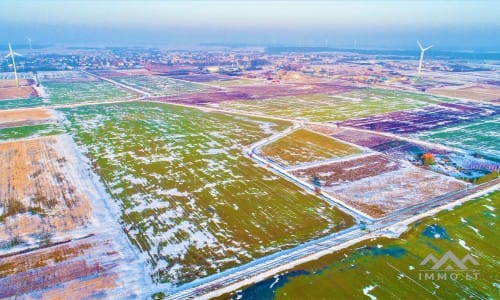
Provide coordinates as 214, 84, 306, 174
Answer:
458, 239, 472, 251
123, 174, 148, 185
467, 226, 483, 238
362, 285, 377, 300
158, 188, 188, 197
482, 205, 495, 211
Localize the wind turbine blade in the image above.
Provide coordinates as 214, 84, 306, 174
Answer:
417, 41, 423, 50
424, 45, 434, 51
12, 52, 22, 57
4, 53, 12, 59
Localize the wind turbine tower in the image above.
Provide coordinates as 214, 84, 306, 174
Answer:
5, 43, 22, 88
417, 41, 433, 78
27, 37, 32, 50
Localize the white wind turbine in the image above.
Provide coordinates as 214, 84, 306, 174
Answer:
417, 41, 433, 78
5, 43, 22, 88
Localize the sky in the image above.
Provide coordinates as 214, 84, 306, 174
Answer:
1, 0, 499, 50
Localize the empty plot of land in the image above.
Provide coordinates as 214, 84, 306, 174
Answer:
429, 85, 500, 102
0, 98, 46, 110
0, 123, 63, 141
0, 86, 38, 100
0, 108, 54, 128
170, 73, 236, 82
340, 102, 499, 134
0, 79, 34, 88
306, 124, 342, 136
0, 73, 33, 81
37, 71, 99, 83
224, 82, 355, 101
110, 75, 210, 96
260, 129, 362, 167
415, 115, 500, 158
0, 133, 148, 297
0, 237, 121, 298
98, 68, 154, 77
157, 82, 353, 105
39, 81, 137, 107
62, 102, 354, 285
291, 154, 401, 187
0, 71, 137, 109
0, 136, 91, 245
327, 166, 466, 218
212, 88, 446, 122
331, 129, 396, 148
206, 78, 268, 88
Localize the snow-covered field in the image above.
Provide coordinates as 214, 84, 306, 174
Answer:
326, 165, 467, 218
61, 102, 354, 286
109, 75, 210, 97
212, 88, 447, 122
0, 134, 149, 298
0, 72, 34, 80
37, 71, 99, 83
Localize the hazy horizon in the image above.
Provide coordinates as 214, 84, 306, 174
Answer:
1, 0, 499, 51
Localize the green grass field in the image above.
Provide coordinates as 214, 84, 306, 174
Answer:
0, 80, 136, 110
61, 102, 355, 285
215, 88, 451, 122
0, 123, 63, 141
260, 129, 362, 166
110, 75, 209, 96
415, 115, 500, 158
0, 98, 46, 110
227, 191, 499, 300
43, 81, 137, 105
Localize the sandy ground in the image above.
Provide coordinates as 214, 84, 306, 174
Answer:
0, 108, 54, 128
